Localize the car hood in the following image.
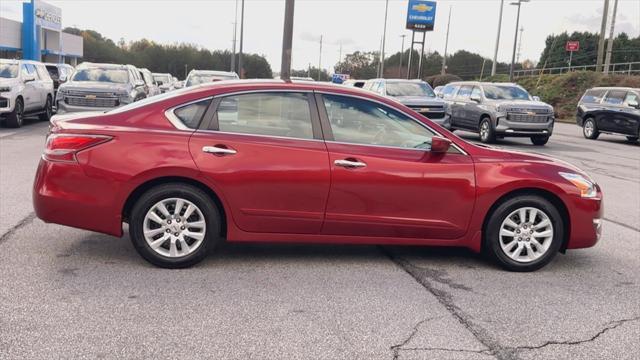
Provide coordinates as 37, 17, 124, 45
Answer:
59, 81, 130, 93
394, 95, 444, 106
0, 77, 20, 87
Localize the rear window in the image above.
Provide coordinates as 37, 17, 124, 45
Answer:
581, 89, 607, 104
173, 99, 211, 129
603, 90, 626, 105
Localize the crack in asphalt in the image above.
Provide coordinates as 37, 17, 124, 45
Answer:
390, 316, 448, 360
604, 217, 640, 233
379, 246, 513, 360
507, 316, 640, 353
399, 347, 494, 356
0, 212, 36, 246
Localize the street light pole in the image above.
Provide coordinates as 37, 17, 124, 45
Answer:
491, 0, 504, 76
399, 35, 406, 78
509, 0, 528, 82
237, 0, 245, 78
379, 0, 389, 78
318, 35, 323, 81
596, 0, 610, 72
603, 0, 618, 75
230, 0, 238, 72
280, 0, 295, 81
441, 5, 452, 75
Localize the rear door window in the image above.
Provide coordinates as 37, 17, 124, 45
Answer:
216, 92, 314, 140
603, 90, 626, 106
456, 85, 473, 100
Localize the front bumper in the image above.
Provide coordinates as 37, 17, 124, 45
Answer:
495, 116, 554, 137
429, 114, 452, 130
565, 187, 604, 249
56, 100, 118, 114
0, 93, 15, 114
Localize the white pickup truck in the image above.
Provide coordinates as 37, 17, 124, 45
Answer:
0, 59, 54, 128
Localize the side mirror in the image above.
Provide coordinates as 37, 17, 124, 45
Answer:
134, 79, 145, 87
532, 96, 541, 101
470, 94, 482, 103
628, 100, 639, 109
24, 76, 35, 83
430, 136, 452, 153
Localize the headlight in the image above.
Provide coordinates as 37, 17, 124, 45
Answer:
0, 86, 11, 92
559, 172, 597, 198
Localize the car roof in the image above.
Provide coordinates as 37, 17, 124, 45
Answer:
448, 81, 520, 87
366, 78, 425, 83
0, 59, 42, 65
76, 62, 130, 70
589, 87, 640, 92
188, 70, 238, 76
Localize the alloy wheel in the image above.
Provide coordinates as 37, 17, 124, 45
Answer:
584, 120, 594, 137
143, 197, 207, 258
498, 206, 554, 263
480, 121, 489, 141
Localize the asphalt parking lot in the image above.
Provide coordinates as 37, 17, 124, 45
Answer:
0, 119, 638, 360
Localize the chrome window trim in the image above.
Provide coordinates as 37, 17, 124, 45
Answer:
196, 129, 324, 143
315, 90, 468, 155
212, 89, 313, 99
164, 96, 214, 131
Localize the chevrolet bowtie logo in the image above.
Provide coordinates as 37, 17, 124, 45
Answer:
412, 3, 432, 12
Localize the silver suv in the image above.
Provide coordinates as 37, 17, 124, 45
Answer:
0, 59, 54, 128
184, 70, 239, 87
364, 79, 451, 129
441, 81, 555, 145
56, 62, 147, 113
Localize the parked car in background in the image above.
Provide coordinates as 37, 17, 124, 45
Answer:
364, 78, 451, 129
576, 87, 639, 142
342, 79, 366, 88
433, 85, 444, 97
173, 80, 184, 89
56, 62, 147, 113
184, 70, 239, 87
34, 80, 603, 271
140, 68, 161, 97
152, 73, 175, 93
45, 63, 74, 96
0, 59, 54, 127
440, 81, 555, 145
290, 76, 315, 81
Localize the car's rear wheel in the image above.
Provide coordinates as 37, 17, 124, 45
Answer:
583, 118, 599, 139
479, 117, 496, 144
5, 98, 24, 128
129, 183, 221, 268
626, 136, 639, 143
485, 195, 563, 272
39, 96, 52, 122
530, 135, 549, 146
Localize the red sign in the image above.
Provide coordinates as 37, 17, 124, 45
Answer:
565, 41, 580, 52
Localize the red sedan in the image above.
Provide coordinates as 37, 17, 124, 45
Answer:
33, 81, 603, 271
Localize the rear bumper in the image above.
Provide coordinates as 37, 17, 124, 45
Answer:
565, 189, 604, 249
33, 158, 123, 237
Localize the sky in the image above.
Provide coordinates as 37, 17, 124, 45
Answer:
1, 0, 639, 73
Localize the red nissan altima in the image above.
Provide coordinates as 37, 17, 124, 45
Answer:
33, 80, 602, 271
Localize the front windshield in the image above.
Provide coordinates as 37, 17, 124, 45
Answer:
0, 64, 19, 78
386, 82, 436, 98
483, 85, 531, 100
71, 68, 129, 83
154, 75, 171, 85
186, 74, 236, 87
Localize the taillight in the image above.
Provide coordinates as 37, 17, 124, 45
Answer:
44, 134, 112, 163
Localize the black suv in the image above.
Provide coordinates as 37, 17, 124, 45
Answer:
576, 87, 639, 142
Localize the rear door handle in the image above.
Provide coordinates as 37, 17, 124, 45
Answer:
334, 159, 366, 168
202, 145, 237, 155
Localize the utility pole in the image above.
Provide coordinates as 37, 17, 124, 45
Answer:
338, 42, 343, 65
379, 0, 389, 78
237, 0, 245, 78
280, 0, 295, 81
491, 0, 504, 76
399, 34, 406, 78
230, 0, 238, 72
596, 0, 610, 72
318, 35, 323, 81
184, 64, 187, 79
441, 5, 452, 75
516, 26, 524, 63
603, 0, 618, 75
509, 0, 528, 82
479, 58, 487, 81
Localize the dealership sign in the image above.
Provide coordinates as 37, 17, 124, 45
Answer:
406, 0, 436, 31
565, 41, 580, 52
34, 0, 61, 31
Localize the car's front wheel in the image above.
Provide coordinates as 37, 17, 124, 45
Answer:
39, 96, 52, 122
129, 183, 221, 268
583, 118, 599, 139
485, 195, 563, 271
479, 118, 496, 143
5, 97, 24, 128
530, 135, 549, 146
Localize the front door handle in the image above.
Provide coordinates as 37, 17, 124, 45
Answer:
334, 159, 366, 168
202, 145, 237, 155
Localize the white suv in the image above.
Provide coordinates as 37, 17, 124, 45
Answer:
0, 59, 54, 128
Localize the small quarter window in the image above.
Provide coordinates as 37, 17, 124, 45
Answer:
581, 89, 607, 104
173, 99, 211, 129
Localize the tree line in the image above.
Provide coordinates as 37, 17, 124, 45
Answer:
63, 27, 273, 79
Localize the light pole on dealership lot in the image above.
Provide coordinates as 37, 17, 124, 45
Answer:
231, 0, 239, 73
280, 0, 295, 80
379, 0, 389, 78
441, 5, 452, 75
399, 35, 406, 78
509, 0, 528, 82
491, 0, 504, 76
237, 0, 245, 78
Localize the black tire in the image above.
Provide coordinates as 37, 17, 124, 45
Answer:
530, 135, 549, 146
5, 97, 24, 128
479, 117, 496, 144
484, 195, 564, 272
582, 117, 599, 139
625, 136, 639, 143
39, 96, 52, 122
129, 183, 221, 268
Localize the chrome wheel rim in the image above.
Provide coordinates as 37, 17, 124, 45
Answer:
499, 207, 554, 263
584, 121, 594, 137
480, 121, 489, 140
143, 198, 206, 258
